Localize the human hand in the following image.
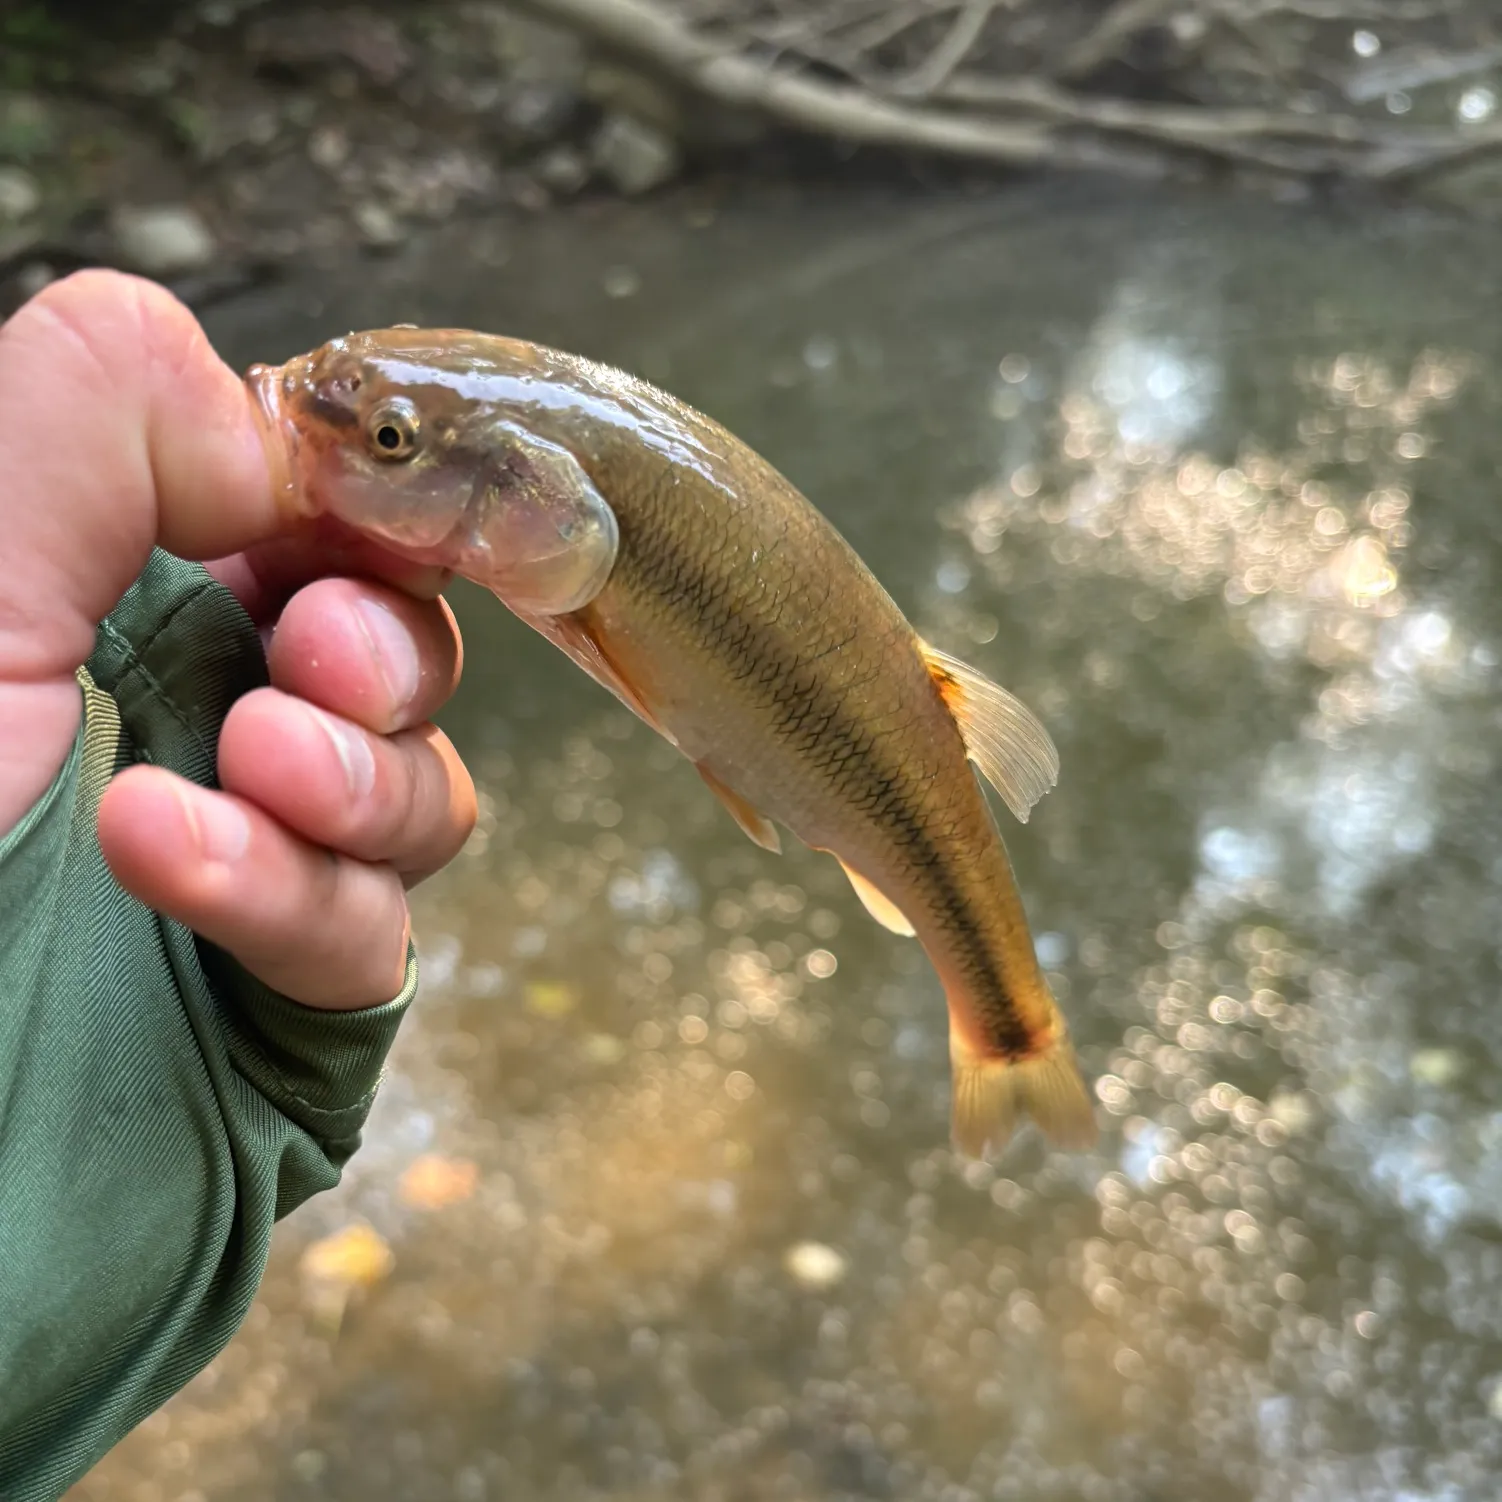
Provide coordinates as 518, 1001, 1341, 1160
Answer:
0, 270, 477, 1009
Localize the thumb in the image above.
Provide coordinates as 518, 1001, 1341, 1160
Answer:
0, 269, 278, 830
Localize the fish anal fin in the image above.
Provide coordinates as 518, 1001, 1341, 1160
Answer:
696, 764, 781, 853
511, 604, 677, 747
837, 858, 916, 937
920, 641, 1059, 824
949, 1031, 1097, 1159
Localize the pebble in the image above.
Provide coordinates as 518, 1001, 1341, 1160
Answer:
534, 144, 589, 196
0, 167, 40, 222
111, 204, 216, 274
353, 201, 402, 247
308, 125, 350, 170
590, 113, 680, 196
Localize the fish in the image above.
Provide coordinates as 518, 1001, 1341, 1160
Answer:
246, 329, 1098, 1157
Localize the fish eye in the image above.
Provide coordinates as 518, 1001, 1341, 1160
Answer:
367, 399, 420, 462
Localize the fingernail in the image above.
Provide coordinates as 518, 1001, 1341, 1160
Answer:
354, 597, 421, 712
313, 704, 376, 799
186, 790, 250, 864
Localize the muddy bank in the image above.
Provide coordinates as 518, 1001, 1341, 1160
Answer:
0, 0, 788, 317
9, 0, 1502, 322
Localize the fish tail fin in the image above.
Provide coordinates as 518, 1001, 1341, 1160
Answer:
949, 1028, 1097, 1159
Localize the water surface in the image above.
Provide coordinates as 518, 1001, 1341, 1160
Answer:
72, 180, 1502, 1502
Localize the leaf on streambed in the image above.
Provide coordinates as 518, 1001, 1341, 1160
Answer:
398, 1154, 480, 1210
525, 980, 578, 1018
299, 1223, 395, 1289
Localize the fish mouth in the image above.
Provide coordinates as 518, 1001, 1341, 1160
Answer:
245, 361, 311, 518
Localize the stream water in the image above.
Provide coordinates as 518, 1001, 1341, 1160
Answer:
70, 178, 1502, 1502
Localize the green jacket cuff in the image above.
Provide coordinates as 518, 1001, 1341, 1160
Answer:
201, 940, 419, 1163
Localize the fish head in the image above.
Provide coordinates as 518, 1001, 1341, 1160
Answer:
247, 329, 619, 616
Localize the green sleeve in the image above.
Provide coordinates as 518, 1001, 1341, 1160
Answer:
0, 550, 417, 1501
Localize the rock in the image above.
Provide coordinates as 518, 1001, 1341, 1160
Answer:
353, 201, 402, 246
500, 81, 581, 146
534, 145, 589, 196
0, 168, 40, 222
584, 64, 685, 137
111, 204, 217, 274
590, 113, 680, 197
308, 124, 350, 170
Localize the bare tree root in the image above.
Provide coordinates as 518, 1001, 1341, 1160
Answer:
519, 0, 1502, 186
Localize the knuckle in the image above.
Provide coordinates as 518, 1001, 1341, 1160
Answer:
2, 270, 205, 453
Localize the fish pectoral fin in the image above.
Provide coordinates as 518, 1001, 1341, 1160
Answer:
920, 641, 1059, 824
513, 605, 678, 748
696, 764, 782, 853
949, 1031, 1097, 1160
836, 858, 916, 937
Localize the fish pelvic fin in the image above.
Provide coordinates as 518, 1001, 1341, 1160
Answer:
920, 641, 1058, 823
696, 763, 782, 853
513, 606, 679, 747
836, 858, 916, 937
949, 1030, 1097, 1159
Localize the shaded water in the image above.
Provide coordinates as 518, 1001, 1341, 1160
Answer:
74, 182, 1502, 1501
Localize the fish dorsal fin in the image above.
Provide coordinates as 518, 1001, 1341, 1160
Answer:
696, 763, 781, 853
920, 641, 1059, 824
837, 858, 916, 937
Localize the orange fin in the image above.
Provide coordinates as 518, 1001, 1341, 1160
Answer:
510, 605, 678, 748
920, 640, 1058, 823
696, 763, 781, 853
950, 1031, 1097, 1159
837, 859, 916, 937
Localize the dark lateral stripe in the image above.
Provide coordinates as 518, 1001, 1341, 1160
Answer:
611, 505, 1034, 1058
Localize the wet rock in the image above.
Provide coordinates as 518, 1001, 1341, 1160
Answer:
583, 63, 685, 137
111, 204, 217, 274
534, 144, 589, 197
0, 167, 41, 222
308, 124, 351, 170
353, 200, 402, 247
590, 113, 680, 197
500, 80, 581, 146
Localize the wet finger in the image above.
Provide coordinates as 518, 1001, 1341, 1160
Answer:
97, 765, 411, 1011
204, 516, 452, 627
218, 688, 477, 885
266, 577, 463, 734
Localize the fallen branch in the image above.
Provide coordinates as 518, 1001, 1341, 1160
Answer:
519, 0, 1502, 184
1056, 0, 1184, 82
522, 0, 1183, 175
889, 0, 996, 96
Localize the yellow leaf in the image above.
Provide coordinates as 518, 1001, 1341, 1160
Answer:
398, 1154, 480, 1210
299, 1223, 394, 1288
526, 981, 577, 1018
